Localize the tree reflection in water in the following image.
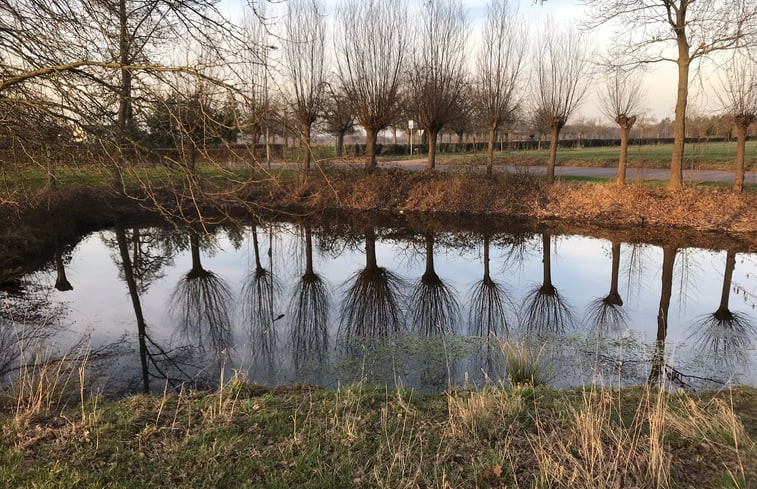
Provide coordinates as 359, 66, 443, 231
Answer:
241, 224, 282, 370
288, 225, 329, 371
468, 234, 515, 338
585, 240, 628, 334
115, 225, 152, 393
339, 228, 405, 340
521, 233, 575, 334
408, 233, 459, 389
688, 249, 756, 367
171, 229, 233, 357
0, 286, 65, 383
648, 244, 677, 385
410, 233, 459, 337
53, 239, 73, 292
467, 234, 517, 382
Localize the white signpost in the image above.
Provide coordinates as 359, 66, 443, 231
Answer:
408, 120, 415, 154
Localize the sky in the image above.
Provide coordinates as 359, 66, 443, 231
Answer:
217, 0, 725, 124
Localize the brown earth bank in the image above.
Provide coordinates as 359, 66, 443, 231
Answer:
1, 170, 756, 286
234, 169, 757, 234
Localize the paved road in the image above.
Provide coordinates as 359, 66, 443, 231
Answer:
377, 158, 757, 184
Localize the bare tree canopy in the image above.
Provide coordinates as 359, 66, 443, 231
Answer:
598, 67, 645, 185
581, 0, 757, 190
475, 0, 527, 175
407, 0, 469, 171
533, 20, 591, 181
283, 0, 327, 173
335, 0, 408, 171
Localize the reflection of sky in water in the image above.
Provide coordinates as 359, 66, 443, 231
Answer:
18, 224, 757, 393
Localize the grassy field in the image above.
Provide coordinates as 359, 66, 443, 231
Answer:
0, 371, 754, 489
2, 141, 755, 198
430, 141, 757, 169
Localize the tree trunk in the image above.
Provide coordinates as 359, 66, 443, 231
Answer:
617, 125, 630, 185
365, 229, 377, 272
189, 232, 204, 277
392, 127, 397, 145
265, 126, 271, 168
116, 226, 150, 394
542, 233, 552, 290
426, 128, 438, 171
365, 127, 377, 172
717, 250, 736, 316
115, 0, 131, 190
649, 245, 676, 384
336, 132, 344, 157
486, 123, 497, 176
669, 39, 691, 191
547, 125, 561, 182
305, 226, 314, 276
734, 123, 747, 193
54, 243, 73, 292
482, 234, 491, 284
252, 225, 263, 271
424, 234, 435, 277
303, 122, 312, 174
607, 241, 622, 305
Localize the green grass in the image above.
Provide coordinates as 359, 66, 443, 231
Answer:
1, 140, 753, 196
0, 382, 754, 488
430, 140, 757, 170
0, 163, 296, 194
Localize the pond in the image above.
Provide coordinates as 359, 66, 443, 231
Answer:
1, 216, 756, 395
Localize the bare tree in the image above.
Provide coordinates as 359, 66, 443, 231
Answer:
718, 50, 757, 193
582, 0, 757, 191
533, 21, 591, 182
1, 0, 250, 196
529, 107, 552, 151
335, 0, 408, 171
283, 0, 327, 173
321, 84, 355, 158
446, 98, 475, 147
475, 0, 527, 175
241, 8, 275, 167
598, 67, 645, 185
407, 0, 469, 171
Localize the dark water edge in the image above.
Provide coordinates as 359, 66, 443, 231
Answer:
1, 205, 756, 397
3, 200, 755, 288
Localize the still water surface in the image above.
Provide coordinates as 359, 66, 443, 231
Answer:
4, 221, 756, 394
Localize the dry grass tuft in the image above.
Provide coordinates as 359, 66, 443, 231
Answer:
529, 386, 671, 489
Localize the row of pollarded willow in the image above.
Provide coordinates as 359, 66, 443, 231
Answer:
298, 0, 755, 193
2, 0, 755, 197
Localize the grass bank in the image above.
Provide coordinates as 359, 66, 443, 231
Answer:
236, 169, 757, 234
2, 165, 756, 235
1, 376, 754, 488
